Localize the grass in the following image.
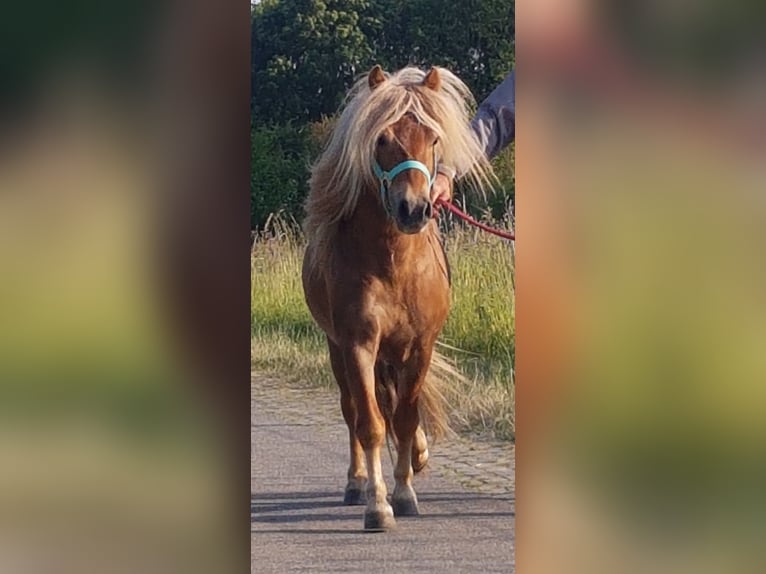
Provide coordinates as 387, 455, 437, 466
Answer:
251, 215, 515, 440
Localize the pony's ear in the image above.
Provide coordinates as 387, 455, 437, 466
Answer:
423, 67, 441, 91
368, 65, 386, 90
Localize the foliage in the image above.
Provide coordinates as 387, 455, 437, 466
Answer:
251, 0, 514, 125
250, 123, 313, 229
387, 0, 514, 102
459, 142, 515, 221
251, 0, 515, 230
252, 0, 379, 125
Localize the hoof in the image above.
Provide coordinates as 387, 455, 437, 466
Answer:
364, 509, 396, 532
343, 487, 365, 506
412, 448, 429, 474
392, 497, 420, 517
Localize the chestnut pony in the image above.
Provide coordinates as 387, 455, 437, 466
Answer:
302, 65, 492, 531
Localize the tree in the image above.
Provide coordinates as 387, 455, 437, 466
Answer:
251, 0, 515, 124
250, 124, 313, 228
252, 0, 378, 125
395, 0, 514, 102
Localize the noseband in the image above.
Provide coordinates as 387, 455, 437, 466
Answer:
373, 159, 437, 216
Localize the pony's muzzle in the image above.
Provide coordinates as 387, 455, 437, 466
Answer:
395, 197, 432, 233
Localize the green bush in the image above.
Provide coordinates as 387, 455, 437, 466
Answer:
457, 142, 515, 223
251, 120, 514, 230
250, 124, 313, 230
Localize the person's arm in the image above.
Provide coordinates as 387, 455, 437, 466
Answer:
471, 70, 515, 161
431, 70, 515, 204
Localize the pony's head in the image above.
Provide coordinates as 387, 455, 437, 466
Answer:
305, 65, 494, 249
370, 66, 441, 233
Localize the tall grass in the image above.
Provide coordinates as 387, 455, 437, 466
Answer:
251, 216, 515, 440
439, 221, 515, 439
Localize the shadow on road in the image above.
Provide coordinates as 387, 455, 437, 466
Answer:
251, 490, 357, 531
251, 489, 514, 533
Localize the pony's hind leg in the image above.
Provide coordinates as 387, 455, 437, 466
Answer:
342, 344, 396, 531
328, 339, 367, 505
411, 425, 429, 474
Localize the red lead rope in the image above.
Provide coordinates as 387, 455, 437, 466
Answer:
434, 198, 515, 241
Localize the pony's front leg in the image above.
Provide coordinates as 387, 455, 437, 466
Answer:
327, 339, 367, 505
343, 346, 396, 531
340, 391, 368, 505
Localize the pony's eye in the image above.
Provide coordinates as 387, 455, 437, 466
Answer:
377, 135, 387, 147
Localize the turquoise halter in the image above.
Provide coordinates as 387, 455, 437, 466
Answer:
373, 159, 437, 215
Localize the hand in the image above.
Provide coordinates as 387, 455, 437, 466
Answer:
430, 172, 453, 207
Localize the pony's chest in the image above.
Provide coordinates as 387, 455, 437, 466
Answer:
328, 240, 450, 336
372, 272, 450, 335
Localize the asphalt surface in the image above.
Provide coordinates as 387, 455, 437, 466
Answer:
251, 376, 515, 573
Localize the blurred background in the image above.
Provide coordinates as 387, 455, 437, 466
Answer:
517, 0, 766, 572
1, 1, 250, 572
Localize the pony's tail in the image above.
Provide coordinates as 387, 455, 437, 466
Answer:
374, 350, 461, 462
420, 350, 460, 442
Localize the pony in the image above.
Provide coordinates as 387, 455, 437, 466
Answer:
302, 65, 493, 531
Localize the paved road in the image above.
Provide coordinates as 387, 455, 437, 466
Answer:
251, 376, 515, 573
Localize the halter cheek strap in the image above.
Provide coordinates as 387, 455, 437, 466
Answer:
373, 159, 438, 215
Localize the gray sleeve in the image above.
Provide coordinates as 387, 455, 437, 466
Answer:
470, 70, 515, 161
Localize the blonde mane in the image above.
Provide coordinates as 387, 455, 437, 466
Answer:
304, 66, 494, 267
